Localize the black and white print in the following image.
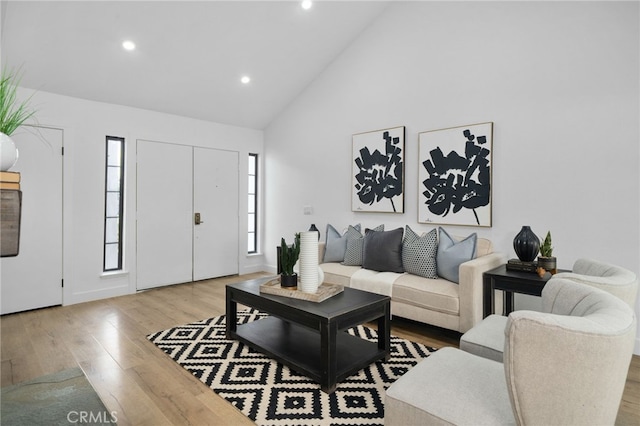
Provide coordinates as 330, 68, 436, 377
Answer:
418, 122, 493, 227
352, 126, 405, 213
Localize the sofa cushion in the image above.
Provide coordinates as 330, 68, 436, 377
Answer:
402, 226, 438, 279
343, 226, 365, 266
393, 273, 460, 315
459, 314, 507, 362
452, 235, 491, 258
437, 227, 477, 283
385, 348, 514, 426
324, 224, 346, 263
319, 263, 361, 287
363, 227, 405, 273
343, 224, 383, 266
323, 223, 360, 263
351, 269, 401, 296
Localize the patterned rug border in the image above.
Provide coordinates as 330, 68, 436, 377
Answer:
148, 309, 435, 426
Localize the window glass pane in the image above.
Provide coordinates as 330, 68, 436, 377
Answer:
105, 136, 125, 271
105, 218, 119, 243
248, 153, 258, 254
248, 175, 255, 194
106, 192, 120, 217
247, 235, 256, 253
248, 213, 255, 233
107, 139, 122, 166
104, 244, 119, 270
106, 166, 121, 191
248, 155, 256, 175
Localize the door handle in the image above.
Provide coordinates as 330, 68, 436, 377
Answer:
195, 212, 204, 225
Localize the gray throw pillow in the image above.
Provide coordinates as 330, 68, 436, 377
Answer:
323, 224, 345, 262
363, 227, 405, 273
437, 227, 477, 284
343, 224, 383, 266
402, 226, 438, 278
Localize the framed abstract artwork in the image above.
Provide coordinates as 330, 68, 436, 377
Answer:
352, 126, 405, 213
418, 122, 493, 227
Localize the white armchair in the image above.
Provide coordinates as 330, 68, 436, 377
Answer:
554, 258, 638, 308
459, 259, 638, 362
385, 278, 636, 425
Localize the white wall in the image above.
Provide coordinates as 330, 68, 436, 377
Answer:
17, 89, 264, 305
264, 2, 640, 351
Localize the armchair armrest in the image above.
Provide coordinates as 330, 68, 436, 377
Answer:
458, 252, 506, 332
318, 242, 326, 263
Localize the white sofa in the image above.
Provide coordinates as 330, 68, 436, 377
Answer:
318, 236, 505, 333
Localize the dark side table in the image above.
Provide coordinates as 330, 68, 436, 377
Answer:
483, 265, 570, 318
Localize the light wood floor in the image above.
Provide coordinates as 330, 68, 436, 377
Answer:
1, 272, 638, 425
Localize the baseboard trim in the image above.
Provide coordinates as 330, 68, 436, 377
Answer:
240, 265, 269, 275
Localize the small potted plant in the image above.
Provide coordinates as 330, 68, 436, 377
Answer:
279, 233, 300, 288
537, 231, 557, 274
0, 67, 37, 171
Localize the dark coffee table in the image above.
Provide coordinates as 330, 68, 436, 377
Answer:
225, 277, 391, 394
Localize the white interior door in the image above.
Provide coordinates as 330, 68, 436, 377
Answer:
136, 140, 193, 290
193, 147, 239, 280
136, 141, 239, 290
1, 126, 63, 314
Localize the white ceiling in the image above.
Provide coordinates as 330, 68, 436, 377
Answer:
1, 1, 390, 130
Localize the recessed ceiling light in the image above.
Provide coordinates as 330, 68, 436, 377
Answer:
301, 0, 312, 10
122, 40, 136, 51
241, 76, 251, 84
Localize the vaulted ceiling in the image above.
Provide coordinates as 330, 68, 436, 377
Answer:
1, 1, 389, 129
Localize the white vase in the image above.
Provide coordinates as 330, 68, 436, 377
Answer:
298, 231, 320, 293
294, 262, 324, 288
0, 133, 19, 171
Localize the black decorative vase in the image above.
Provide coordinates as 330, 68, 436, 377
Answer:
513, 226, 540, 262
280, 273, 298, 288
309, 224, 320, 240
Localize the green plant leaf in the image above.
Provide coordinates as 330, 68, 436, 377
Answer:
0, 67, 37, 136
280, 235, 300, 276
539, 231, 553, 257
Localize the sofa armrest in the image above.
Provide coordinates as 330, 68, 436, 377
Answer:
458, 252, 506, 332
318, 242, 326, 264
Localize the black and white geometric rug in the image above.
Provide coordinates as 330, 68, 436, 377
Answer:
148, 309, 435, 426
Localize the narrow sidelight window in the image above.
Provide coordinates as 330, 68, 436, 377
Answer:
104, 136, 125, 271
248, 153, 258, 254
